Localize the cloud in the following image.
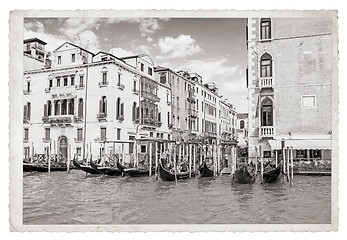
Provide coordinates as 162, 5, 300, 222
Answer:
75, 30, 100, 53
109, 47, 135, 58
157, 35, 202, 59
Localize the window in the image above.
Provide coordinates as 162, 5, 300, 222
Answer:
240, 120, 245, 129
99, 96, 107, 114
58, 56, 61, 64
57, 78, 60, 87
302, 95, 316, 108
79, 75, 84, 87
63, 77, 68, 86
185, 82, 187, 91
24, 128, 29, 141
117, 73, 121, 85
54, 100, 60, 115
61, 100, 67, 115
158, 112, 161, 122
78, 99, 83, 117
49, 79, 53, 88
69, 99, 74, 115
177, 96, 179, 107
71, 53, 75, 62
116, 97, 121, 118
26, 81, 31, 93
24, 102, 31, 121
260, 18, 271, 40
261, 98, 273, 126
45, 128, 50, 141
102, 72, 107, 84
71, 76, 75, 85
140, 63, 144, 71
150, 132, 153, 137
101, 57, 108, 61
148, 67, 153, 76
24, 146, 30, 160
77, 128, 83, 141
140, 145, 146, 153
167, 112, 170, 126
310, 150, 322, 159
100, 127, 106, 141
264, 151, 271, 158
129, 136, 135, 154
117, 128, 121, 140
260, 53, 272, 77
132, 102, 137, 121
133, 80, 137, 91
76, 147, 82, 156
160, 74, 166, 84
296, 150, 307, 159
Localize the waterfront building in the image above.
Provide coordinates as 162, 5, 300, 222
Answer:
246, 18, 332, 161
236, 113, 248, 157
23, 38, 237, 164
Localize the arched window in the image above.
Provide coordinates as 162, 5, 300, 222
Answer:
78, 98, 83, 117
101, 67, 108, 85
116, 97, 121, 118
260, 53, 272, 77
240, 120, 245, 129
47, 101, 52, 116
61, 100, 67, 115
55, 100, 60, 115
132, 102, 137, 121
160, 74, 166, 84
100, 96, 107, 114
167, 112, 170, 126
69, 99, 74, 115
24, 102, 31, 121
261, 98, 273, 126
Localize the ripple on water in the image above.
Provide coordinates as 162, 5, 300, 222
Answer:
23, 171, 331, 224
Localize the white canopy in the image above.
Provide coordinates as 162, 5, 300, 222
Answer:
268, 139, 332, 150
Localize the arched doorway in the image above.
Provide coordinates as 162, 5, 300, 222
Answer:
58, 136, 68, 163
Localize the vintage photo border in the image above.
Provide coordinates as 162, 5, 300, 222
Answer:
9, 9, 339, 232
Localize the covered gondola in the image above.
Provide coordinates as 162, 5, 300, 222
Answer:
198, 162, 214, 177
263, 164, 282, 183
90, 159, 122, 176
232, 166, 256, 184
72, 158, 101, 174
158, 162, 194, 181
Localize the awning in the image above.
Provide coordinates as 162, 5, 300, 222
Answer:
268, 139, 332, 150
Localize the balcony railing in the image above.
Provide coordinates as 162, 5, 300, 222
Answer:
23, 89, 31, 95
97, 112, 107, 121
45, 88, 51, 93
139, 118, 162, 128
189, 109, 198, 118
50, 85, 76, 95
98, 81, 108, 87
117, 83, 125, 90
23, 117, 30, 123
259, 77, 275, 88
42, 138, 51, 143
141, 90, 160, 102
73, 115, 83, 122
74, 138, 84, 143
116, 115, 124, 122
75, 84, 85, 90
44, 116, 73, 125
132, 89, 139, 95
260, 126, 275, 137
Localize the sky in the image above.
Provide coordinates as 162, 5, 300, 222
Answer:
24, 18, 248, 112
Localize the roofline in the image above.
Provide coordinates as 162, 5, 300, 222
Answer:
53, 42, 95, 56
95, 51, 125, 63
24, 38, 47, 45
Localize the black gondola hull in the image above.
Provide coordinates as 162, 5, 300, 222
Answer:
233, 168, 256, 184
23, 163, 69, 172
90, 159, 122, 176
73, 158, 101, 174
158, 163, 194, 181
263, 164, 282, 183
198, 162, 214, 177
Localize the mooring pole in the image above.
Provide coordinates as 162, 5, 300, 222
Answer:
275, 150, 278, 167
189, 144, 192, 178
155, 142, 159, 180
48, 141, 51, 173
290, 146, 294, 185
286, 147, 290, 182
174, 143, 177, 184
255, 146, 258, 176
67, 144, 71, 173
260, 145, 263, 184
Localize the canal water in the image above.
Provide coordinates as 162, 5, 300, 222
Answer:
23, 170, 331, 225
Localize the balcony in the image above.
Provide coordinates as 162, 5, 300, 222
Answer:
117, 83, 125, 90
50, 85, 76, 96
259, 77, 275, 89
132, 88, 139, 95
42, 138, 51, 143
44, 116, 73, 126
23, 117, 30, 124
45, 88, 51, 93
98, 81, 108, 87
139, 118, 162, 128
259, 126, 275, 137
141, 91, 160, 102
189, 109, 198, 118
75, 84, 85, 90
116, 115, 124, 122
74, 138, 84, 143
23, 89, 31, 95
97, 112, 107, 121
73, 115, 83, 122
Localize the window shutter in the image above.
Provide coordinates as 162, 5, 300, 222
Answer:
27, 103, 31, 120
23, 105, 27, 119
99, 99, 102, 113
121, 103, 124, 116
44, 104, 47, 117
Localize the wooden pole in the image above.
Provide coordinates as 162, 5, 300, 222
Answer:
121, 142, 125, 165
286, 147, 290, 181
174, 144, 177, 183
67, 144, 71, 173
156, 142, 159, 180
149, 142, 152, 176
200, 146, 203, 165
48, 143, 51, 173
290, 146, 294, 185
275, 150, 278, 167
193, 144, 196, 172
255, 146, 258, 175
260, 145, 263, 184
188, 144, 192, 178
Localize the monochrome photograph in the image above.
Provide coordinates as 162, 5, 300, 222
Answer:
9, 10, 338, 232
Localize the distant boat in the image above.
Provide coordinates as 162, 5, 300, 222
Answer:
263, 164, 282, 183
23, 162, 68, 172
72, 157, 100, 175
232, 166, 255, 184
198, 162, 214, 177
158, 162, 194, 181
90, 159, 122, 176
116, 161, 153, 177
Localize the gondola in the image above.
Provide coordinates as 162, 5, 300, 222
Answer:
232, 166, 256, 184
72, 157, 101, 174
198, 162, 214, 177
116, 161, 154, 177
23, 162, 68, 172
263, 163, 282, 183
158, 162, 194, 181
90, 159, 122, 176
